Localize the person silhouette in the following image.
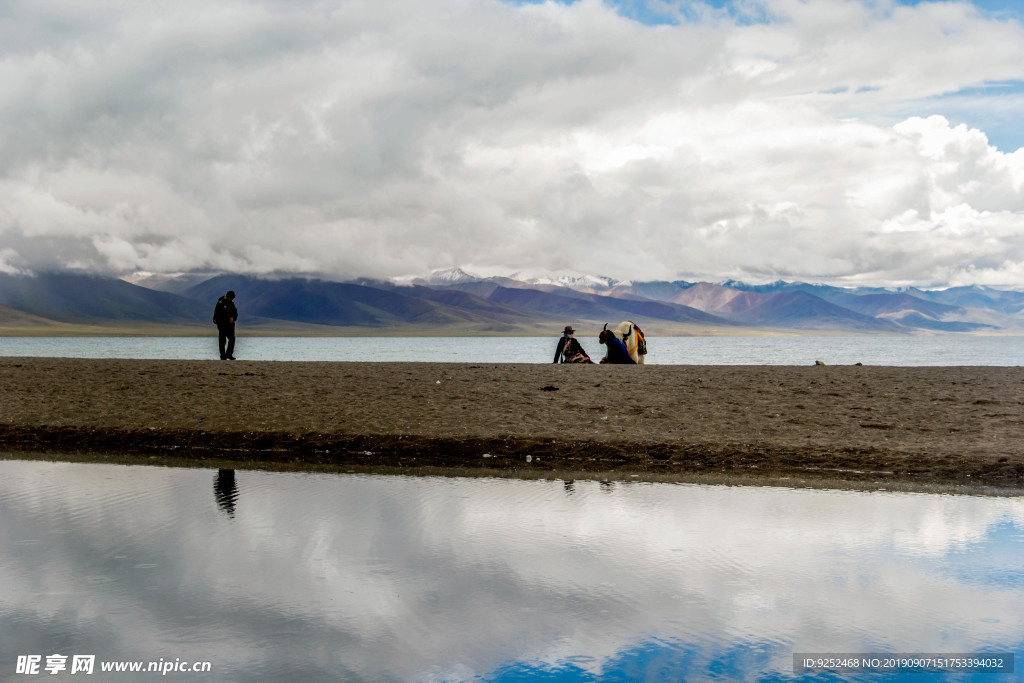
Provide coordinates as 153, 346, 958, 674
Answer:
212, 291, 238, 360
214, 469, 239, 518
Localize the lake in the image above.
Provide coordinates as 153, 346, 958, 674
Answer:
1, 334, 1022, 365
1, 458, 1021, 681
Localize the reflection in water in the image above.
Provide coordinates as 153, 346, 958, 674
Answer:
1, 459, 1023, 681
213, 469, 238, 518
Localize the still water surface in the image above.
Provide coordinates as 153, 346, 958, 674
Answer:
1, 459, 1022, 681
1, 335, 1022, 365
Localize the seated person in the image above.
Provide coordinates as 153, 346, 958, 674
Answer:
553, 325, 592, 363
599, 329, 636, 364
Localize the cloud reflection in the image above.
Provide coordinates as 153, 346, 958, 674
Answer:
0, 460, 1022, 681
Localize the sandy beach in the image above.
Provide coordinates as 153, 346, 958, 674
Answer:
1, 357, 1022, 492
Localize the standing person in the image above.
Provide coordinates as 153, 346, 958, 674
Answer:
212, 290, 238, 360
553, 325, 592, 363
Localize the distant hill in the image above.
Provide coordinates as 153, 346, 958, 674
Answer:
611, 282, 898, 331
668, 282, 766, 315
830, 291, 960, 318
731, 290, 902, 331
909, 285, 1024, 315
1, 270, 1021, 335
182, 275, 550, 330
0, 304, 65, 327
449, 283, 734, 327
638, 279, 1018, 332
824, 292, 996, 332
0, 272, 209, 324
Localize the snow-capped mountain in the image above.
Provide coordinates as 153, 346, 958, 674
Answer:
508, 272, 620, 290
425, 267, 480, 284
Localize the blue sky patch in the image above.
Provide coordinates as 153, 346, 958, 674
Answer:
504, 0, 1024, 27
912, 80, 1024, 152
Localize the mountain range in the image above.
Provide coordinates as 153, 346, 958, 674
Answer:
1, 270, 1022, 336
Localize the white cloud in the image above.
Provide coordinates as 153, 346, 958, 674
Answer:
3, 463, 1024, 679
0, 247, 27, 275
0, 0, 1023, 285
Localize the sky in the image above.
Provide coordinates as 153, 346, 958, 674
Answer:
5, 461, 1024, 679
1, 0, 1024, 288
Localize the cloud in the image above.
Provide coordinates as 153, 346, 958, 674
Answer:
0, 0, 1023, 285
3, 463, 1024, 679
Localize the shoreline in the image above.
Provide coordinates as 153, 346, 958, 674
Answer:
1, 358, 1022, 494
5, 450, 1022, 498
0, 323, 931, 337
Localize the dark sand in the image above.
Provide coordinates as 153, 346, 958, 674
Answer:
1, 358, 1022, 492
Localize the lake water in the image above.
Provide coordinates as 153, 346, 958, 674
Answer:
1, 458, 1021, 681
1, 334, 1022, 365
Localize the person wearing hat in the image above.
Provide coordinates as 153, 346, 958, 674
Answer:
212, 290, 238, 360
553, 325, 592, 363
